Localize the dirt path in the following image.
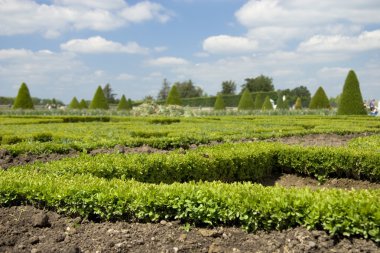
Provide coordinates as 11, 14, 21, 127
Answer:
0, 205, 378, 253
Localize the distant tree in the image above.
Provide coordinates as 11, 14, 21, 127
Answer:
68, 97, 80, 109
79, 99, 88, 109
166, 85, 182, 105
238, 89, 255, 110
337, 70, 366, 115
309, 86, 330, 109
157, 78, 171, 100
214, 93, 226, 110
221, 80, 236, 95
102, 83, 117, 104
174, 80, 203, 98
117, 95, 132, 110
254, 93, 265, 109
290, 86, 311, 108
90, 86, 109, 109
294, 97, 302, 110
241, 75, 274, 93
144, 95, 154, 103
13, 82, 34, 109
262, 96, 273, 110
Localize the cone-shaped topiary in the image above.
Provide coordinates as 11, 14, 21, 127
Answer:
262, 96, 273, 110
166, 85, 182, 105
294, 97, 302, 110
68, 97, 80, 109
254, 93, 265, 109
13, 82, 34, 109
90, 86, 109, 109
337, 70, 367, 115
238, 88, 255, 110
214, 93, 226, 110
79, 99, 88, 109
276, 93, 284, 109
309, 86, 330, 109
117, 95, 132, 110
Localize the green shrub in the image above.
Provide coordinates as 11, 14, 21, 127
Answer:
32, 133, 53, 142
68, 97, 80, 109
2, 135, 23, 145
12, 83, 34, 109
309, 87, 330, 109
90, 86, 109, 110
294, 97, 302, 110
214, 93, 226, 110
254, 93, 265, 109
238, 89, 255, 110
149, 118, 181, 125
117, 95, 131, 110
79, 99, 88, 109
337, 70, 367, 115
262, 96, 273, 110
166, 86, 182, 106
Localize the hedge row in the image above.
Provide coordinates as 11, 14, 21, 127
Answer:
0, 172, 378, 241
15, 142, 380, 182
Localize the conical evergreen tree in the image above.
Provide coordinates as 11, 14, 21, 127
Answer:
13, 82, 34, 109
238, 89, 254, 110
254, 93, 265, 109
214, 93, 226, 110
294, 97, 302, 110
90, 86, 109, 109
117, 95, 132, 110
262, 96, 273, 110
309, 86, 330, 109
79, 99, 88, 109
337, 70, 366, 115
166, 85, 182, 105
68, 97, 80, 109
276, 92, 284, 109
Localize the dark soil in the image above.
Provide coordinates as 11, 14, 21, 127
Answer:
0, 205, 378, 253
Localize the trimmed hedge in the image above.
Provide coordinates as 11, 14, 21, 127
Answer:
13, 83, 34, 109
238, 89, 255, 110
309, 87, 330, 109
90, 86, 109, 110
338, 70, 367, 115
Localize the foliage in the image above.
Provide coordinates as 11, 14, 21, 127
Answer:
262, 96, 273, 110
102, 83, 117, 104
12, 83, 34, 109
221, 80, 236, 95
117, 95, 132, 110
214, 93, 226, 110
254, 93, 265, 109
68, 97, 80, 109
241, 75, 274, 93
238, 89, 255, 110
173, 80, 203, 98
157, 78, 171, 100
276, 92, 289, 110
166, 86, 182, 106
294, 97, 302, 109
309, 87, 331, 109
79, 99, 88, 109
337, 70, 367, 115
90, 86, 109, 110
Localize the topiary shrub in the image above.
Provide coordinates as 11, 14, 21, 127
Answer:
13, 82, 34, 109
117, 95, 132, 110
309, 86, 330, 109
262, 96, 273, 110
294, 97, 302, 110
238, 89, 255, 110
276, 93, 289, 110
90, 86, 109, 110
254, 93, 265, 109
214, 93, 226, 110
166, 86, 182, 106
337, 70, 367, 115
79, 99, 88, 109
68, 97, 80, 109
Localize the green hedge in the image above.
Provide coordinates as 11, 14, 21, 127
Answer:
0, 172, 379, 241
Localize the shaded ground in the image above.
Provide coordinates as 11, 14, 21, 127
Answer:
0, 205, 379, 253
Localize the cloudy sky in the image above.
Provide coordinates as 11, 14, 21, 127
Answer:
1, 0, 380, 103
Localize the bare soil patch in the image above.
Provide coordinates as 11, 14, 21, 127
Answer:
0, 205, 378, 253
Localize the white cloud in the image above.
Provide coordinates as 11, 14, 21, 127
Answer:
318, 67, 351, 78
0, 0, 171, 37
203, 35, 258, 54
147, 57, 189, 66
298, 30, 380, 52
60, 36, 149, 54
154, 47, 168, 53
0, 48, 33, 59
117, 73, 135, 80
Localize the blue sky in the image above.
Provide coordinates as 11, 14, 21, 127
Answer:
1, 0, 380, 103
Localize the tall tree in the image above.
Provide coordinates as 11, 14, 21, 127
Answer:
309, 86, 330, 109
241, 75, 274, 93
174, 80, 203, 98
157, 78, 171, 100
13, 82, 34, 109
238, 89, 255, 110
90, 86, 109, 109
166, 85, 182, 105
337, 70, 366, 115
221, 80, 236, 95
102, 83, 117, 104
